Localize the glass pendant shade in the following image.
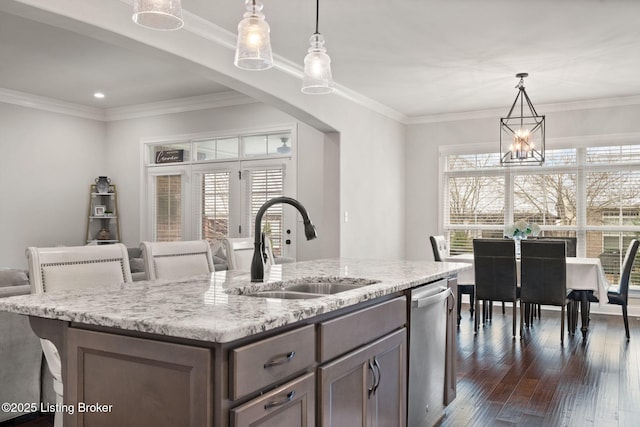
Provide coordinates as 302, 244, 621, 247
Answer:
234, 0, 273, 71
301, 34, 335, 94
132, 0, 184, 31
500, 73, 545, 166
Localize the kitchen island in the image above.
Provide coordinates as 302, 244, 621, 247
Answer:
0, 258, 470, 427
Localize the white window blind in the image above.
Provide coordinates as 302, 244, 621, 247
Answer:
245, 168, 285, 257
202, 172, 230, 241
153, 174, 183, 241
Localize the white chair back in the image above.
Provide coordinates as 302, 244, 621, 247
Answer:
140, 240, 214, 280
25, 243, 132, 427
223, 237, 274, 271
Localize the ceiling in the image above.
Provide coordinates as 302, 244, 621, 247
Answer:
2, 0, 640, 119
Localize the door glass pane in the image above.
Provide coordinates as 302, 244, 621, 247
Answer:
587, 231, 640, 287
249, 169, 284, 257
155, 175, 182, 241
202, 172, 231, 241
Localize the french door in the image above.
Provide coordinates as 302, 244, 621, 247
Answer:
149, 159, 295, 259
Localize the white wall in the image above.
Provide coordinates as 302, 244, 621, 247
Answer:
0, 103, 106, 268
405, 103, 640, 261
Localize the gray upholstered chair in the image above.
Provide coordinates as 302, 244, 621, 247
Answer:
607, 239, 640, 340
520, 240, 575, 344
473, 239, 518, 337
0, 269, 43, 423
430, 235, 475, 325
26, 244, 132, 427
140, 240, 215, 280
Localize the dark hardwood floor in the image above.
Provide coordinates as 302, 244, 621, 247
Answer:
439, 304, 640, 427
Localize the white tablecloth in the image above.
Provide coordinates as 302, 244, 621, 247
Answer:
444, 254, 609, 303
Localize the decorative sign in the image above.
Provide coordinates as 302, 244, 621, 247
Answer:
155, 149, 184, 164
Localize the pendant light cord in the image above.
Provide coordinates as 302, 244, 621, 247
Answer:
315, 0, 320, 35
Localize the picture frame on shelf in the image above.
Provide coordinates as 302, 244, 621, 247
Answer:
94, 205, 106, 216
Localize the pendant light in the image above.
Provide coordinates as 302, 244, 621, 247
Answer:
132, 0, 184, 31
500, 73, 545, 166
234, 0, 274, 71
301, 0, 335, 94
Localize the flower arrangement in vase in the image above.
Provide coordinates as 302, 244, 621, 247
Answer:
504, 219, 541, 240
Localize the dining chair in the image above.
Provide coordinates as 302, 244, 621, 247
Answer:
223, 237, 275, 271
519, 240, 576, 344
607, 239, 640, 340
26, 243, 132, 427
472, 239, 518, 337
140, 240, 214, 280
430, 235, 475, 325
536, 236, 577, 257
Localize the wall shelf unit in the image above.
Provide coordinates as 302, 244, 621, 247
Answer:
86, 184, 120, 244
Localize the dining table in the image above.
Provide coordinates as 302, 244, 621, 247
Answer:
444, 253, 610, 338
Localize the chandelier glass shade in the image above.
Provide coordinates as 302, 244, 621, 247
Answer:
500, 73, 545, 166
132, 0, 184, 31
234, 0, 274, 71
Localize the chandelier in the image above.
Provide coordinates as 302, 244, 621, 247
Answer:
500, 73, 545, 166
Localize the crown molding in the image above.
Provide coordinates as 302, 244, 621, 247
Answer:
0, 87, 105, 120
104, 91, 258, 121
407, 95, 640, 125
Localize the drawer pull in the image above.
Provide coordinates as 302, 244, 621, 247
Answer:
264, 390, 296, 409
263, 351, 296, 368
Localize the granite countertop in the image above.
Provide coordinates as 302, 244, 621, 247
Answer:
0, 258, 470, 343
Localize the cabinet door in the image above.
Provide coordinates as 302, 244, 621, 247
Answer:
318, 329, 406, 427
66, 328, 212, 427
368, 329, 406, 427
230, 372, 315, 427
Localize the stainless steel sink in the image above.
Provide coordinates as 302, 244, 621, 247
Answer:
250, 291, 323, 299
244, 277, 379, 299
285, 282, 366, 295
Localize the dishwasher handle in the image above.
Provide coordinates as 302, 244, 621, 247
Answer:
411, 287, 452, 308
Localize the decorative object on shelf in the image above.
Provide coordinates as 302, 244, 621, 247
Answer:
97, 228, 110, 241
504, 219, 540, 257
500, 73, 545, 166
95, 176, 111, 194
301, 0, 335, 94
132, 0, 184, 31
234, 0, 273, 70
94, 205, 106, 216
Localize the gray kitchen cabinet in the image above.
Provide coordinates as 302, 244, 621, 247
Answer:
317, 328, 407, 427
66, 327, 212, 427
230, 372, 315, 427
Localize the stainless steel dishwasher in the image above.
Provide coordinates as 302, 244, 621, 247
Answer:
407, 279, 452, 427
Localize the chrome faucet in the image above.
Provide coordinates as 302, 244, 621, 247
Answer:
251, 197, 317, 282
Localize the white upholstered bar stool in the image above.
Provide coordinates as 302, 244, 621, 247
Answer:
140, 240, 214, 280
26, 243, 132, 427
223, 237, 275, 271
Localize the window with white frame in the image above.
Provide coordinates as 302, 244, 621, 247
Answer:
144, 128, 295, 258
443, 144, 640, 287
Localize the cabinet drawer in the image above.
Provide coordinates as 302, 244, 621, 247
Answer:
318, 296, 406, 362
230, 324, 315, 400
230, 372, 315, 427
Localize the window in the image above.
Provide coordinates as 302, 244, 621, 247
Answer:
145, 128, 296, 259
443, 144, 640, 287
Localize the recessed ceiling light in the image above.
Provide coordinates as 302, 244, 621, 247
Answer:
93, 92, 105, 99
